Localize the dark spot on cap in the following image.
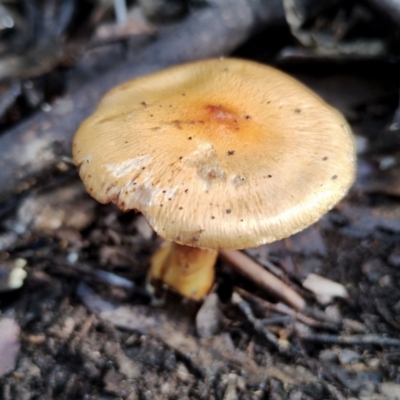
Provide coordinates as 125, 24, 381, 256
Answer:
168, 198, 172, 201
182, 93, 186, 96
162, 190, 166, 193
188, 136, 192, 140
240, 219, 244, 222
207, 171, 217, 179
142, 167, 145, 170
141, 101, 147, 107
245, 115, 251, 120
179, 156, 183, 160
226, 209, 231, 214
294, 109, 301, 113
323, 156, 328, 161
185, 189, 188, 193
150, 114, 153, 117
172, 120, 182, 130
227, 150, 235, 155
332, 175, 338, 180
160, 204, 163, 207
211, 216, 215, 219
179, 207, 183, 210
268, 175, 272, 178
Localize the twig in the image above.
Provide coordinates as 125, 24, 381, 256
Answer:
244, 249, 285, 278
236, 287, 338, 331
113, 0, 128, 25
220, 250, 306, 311
231, 292, 295, 354
297, 332, 400, 346
49, 257, 136, 289
259, 316, 292, 326
323, 382, 347, 400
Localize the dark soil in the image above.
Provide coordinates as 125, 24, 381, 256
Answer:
1, 1, 400, 399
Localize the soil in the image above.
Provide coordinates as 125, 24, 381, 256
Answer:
1, 2, 400, 400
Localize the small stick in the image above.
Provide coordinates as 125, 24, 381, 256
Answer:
232, 292, 293, 354
244, 249, 285, 278
113, 0, 128, 25
236, 287, 338, 331
298, 332, 400, 346
219, 249, 306, 311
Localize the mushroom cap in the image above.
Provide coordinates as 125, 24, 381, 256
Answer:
73, 58, 355, 250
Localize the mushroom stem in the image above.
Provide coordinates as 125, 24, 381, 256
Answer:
219, 249, 306, 311
149, 241, 217, 300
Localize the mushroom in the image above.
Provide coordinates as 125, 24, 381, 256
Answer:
72, 58, 355, 300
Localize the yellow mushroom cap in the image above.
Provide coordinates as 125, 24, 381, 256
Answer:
73, 58, 355, 250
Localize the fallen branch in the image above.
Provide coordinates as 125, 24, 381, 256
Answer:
0, 0, 285, 204
219, 249, 306, 311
